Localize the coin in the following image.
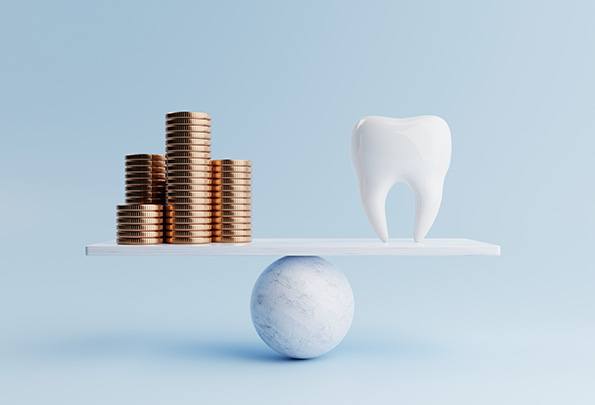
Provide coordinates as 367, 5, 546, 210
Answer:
167, 184, 212, 192
167, 123, 211, 131
117, 230, 164, 237
166, 197, 211, 205
167, 177, 212, 185
211, 159, 251, 166
164, 230, 212, 237
125, 184, 165, 190
212, 216, 252, 224
167, 170, 211, 178
125, 199, 164, 204
213, 222, 251, 230
166, 151, 211, 159
166, 190, 211, 197
166, 145, 212, 153
117, 212, 163, 219
165, 223, 212, 231
165, 237, 211, 244
213, 229, 252, 237
213, 178, 251, 186
117, 237, 162, 245
165, 210, 212, 218
212, 197, 251, 204
165, 203, 212, 211
166, 118, 211, 126
117, 223, 163, 231
212, 236, 251, 243
212, 165, 251, 173
212, 184, 251, 192
165, 216, 212, 224
117, 204, 163, 210
167, 163, 211, 171
126, 154, 164, 160
117, 217, 163, 225
167, 158, 211, 165
166, 138, 210, 146
212, 171, 251, 179
213, 190, 251, 198
213, 202, 251, 210
166, 112, 210, 119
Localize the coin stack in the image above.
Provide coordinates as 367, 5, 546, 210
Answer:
125, 154, 166, 204
116, 204, 164, 244
212, 160, 252, 243
165, 112, 213, 244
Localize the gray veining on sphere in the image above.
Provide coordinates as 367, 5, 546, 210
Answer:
250, 256, 354, 359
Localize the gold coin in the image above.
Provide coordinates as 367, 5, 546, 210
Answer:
167, 184, 212, 192
117, 204, 163, 210
117, 238, 162, 245
166, 138, 210, 146
165, 203, 212, 211
212, 216, 252, 224
213, 229, 252, 237
165, 209, 211, 217
166, 151, 211, 159
212, 165, 251, 173
165, 217, 211, 224
126, 154, 164, 160
213, 203, 251, 210
117, 224, 163, 231
166, 145, 212, 153
125, 198, 165, 204
167, 124, 211, 132
166, 190, 211, 198
117, 230, 163, 238
166, 111, 211, 119
212, 197, 251, 204
212, 171, 251, 180
166, 197, 211, 205
164, 230, 212, 237
213, 236, 251, 243
167, 163, 211, 171
126, 175, 166, 182
213, 178, 251, 186
212, 212, 251, 219
126, 160, 165, 166
117, 212, 163, 219
165, 237, 211, 244
167, 170, 211, 177
126, 179, 165, 186
125, 184, 165, 191
213, 222, 251, 230
167, 158, 211, 165
117, 217, 163, 224
166, 117, 211, 126
212, 184, 251, 192
211, 159, 251, 166
167, 177, 212, 185
125, 194, 165, 200
165, 223, 212, 231
213, 190, 251, 198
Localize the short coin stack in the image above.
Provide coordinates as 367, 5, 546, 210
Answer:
125, 154, 166, 204
116, 204, 164, 244
212, 160, 252, 243
165, 112, 212, 244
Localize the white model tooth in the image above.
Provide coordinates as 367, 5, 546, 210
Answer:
352, 115, 452, 243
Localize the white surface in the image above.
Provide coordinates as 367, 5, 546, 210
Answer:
85, 238, 500, 256
250, 256, 354, 358
352, 115, 452, 242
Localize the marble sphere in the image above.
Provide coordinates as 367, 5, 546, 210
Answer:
250, 256, 354, 359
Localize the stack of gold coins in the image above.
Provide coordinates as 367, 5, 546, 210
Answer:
212, 160, 252, 243
165, 111, 212, 244
116, 204, 164, 244
125, 154, 166, 204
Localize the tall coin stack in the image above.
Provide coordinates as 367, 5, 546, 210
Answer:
116, 204, 164, 244
212, 160, 252, 243
117, 154, 166, 245
124, 154, 166, 204
165, 112, 213, 244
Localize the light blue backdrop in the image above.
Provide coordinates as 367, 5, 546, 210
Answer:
1, 1, 594, 404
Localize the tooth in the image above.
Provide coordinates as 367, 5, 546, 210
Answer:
352, 116, 451, 242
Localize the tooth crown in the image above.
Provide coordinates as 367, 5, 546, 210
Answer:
352, 115, 452, 243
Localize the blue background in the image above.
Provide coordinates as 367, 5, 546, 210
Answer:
1, 1, 594, 403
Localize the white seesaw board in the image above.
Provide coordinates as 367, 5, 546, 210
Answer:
86, 238, 500, 256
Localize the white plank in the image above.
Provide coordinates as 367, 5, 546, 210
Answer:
85, 238, 500, 256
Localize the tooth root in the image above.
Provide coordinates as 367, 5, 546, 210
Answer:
360, 180, 392, 242
411, 178, 444, 243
